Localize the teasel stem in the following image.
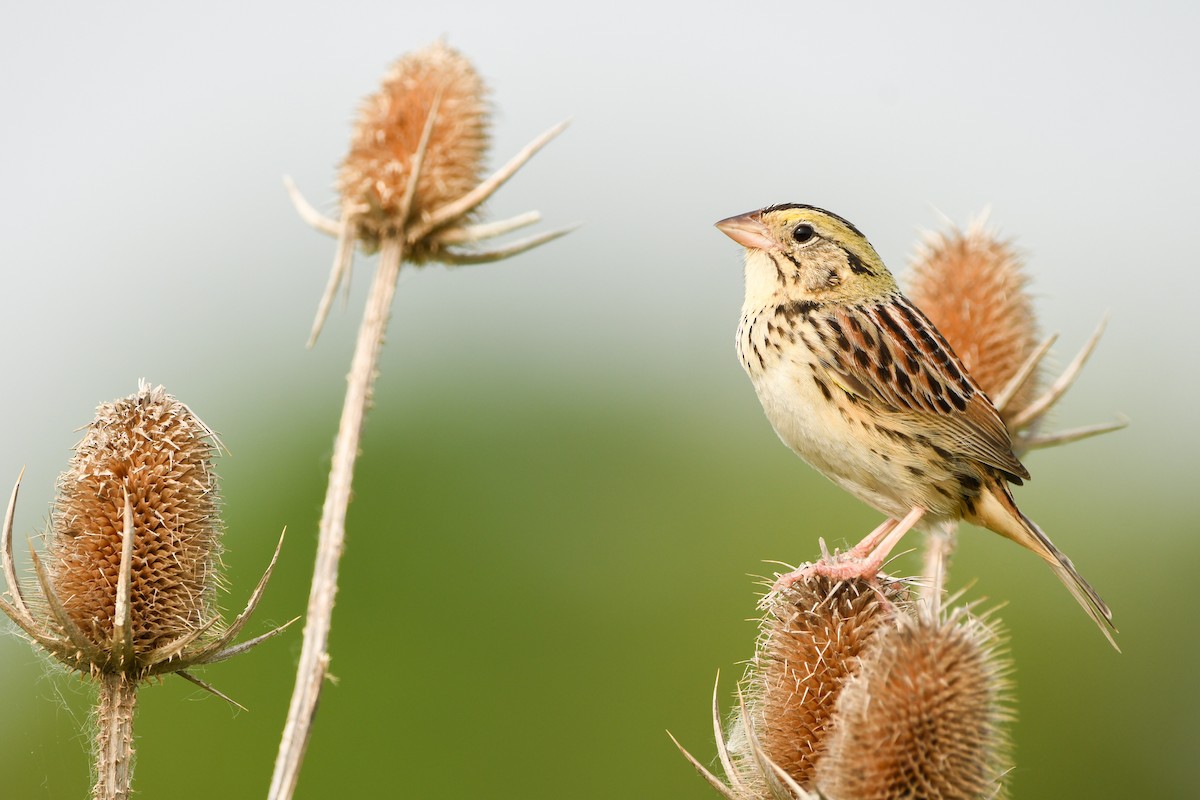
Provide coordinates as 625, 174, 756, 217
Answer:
269, 89, 433, 800
94, 673, 137, 800
920, 520, 957, 615
270, 238, 406, 799
272, 42, 571, 797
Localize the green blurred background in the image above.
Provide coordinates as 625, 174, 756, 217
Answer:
2, 1, 1197, 798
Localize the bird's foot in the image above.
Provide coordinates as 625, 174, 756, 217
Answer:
770, 549, 886, 594
769, 507, 928, 595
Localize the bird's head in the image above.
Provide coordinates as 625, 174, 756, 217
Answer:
716, 204, 897, 305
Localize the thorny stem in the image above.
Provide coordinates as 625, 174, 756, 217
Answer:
270, 85, 447, 799
93, 673, 137, 800
920, 521, 958, 614
270, 86, 568, 796
268, 237, 404, 800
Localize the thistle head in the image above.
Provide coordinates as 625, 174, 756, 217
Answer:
46, 383, 223, 671
338, 40, 490, 259
1, 382, 288, 684
815, 605, 1013, 800
907, 219, 1040, 424
730, 576, 906, 791
675, 575, 1013, 800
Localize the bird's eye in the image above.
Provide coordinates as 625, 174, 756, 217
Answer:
792, 223, 815, 244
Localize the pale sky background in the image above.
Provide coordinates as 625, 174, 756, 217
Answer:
1, 0, 1197, 772
3, 2, 1196, 578
4, 0, 1197, 622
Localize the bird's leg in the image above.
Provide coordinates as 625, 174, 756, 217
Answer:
771, 508, 926, 591
857, 506, 925, 568
845, 517, 900, 559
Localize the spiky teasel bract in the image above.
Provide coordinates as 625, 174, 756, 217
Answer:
673, 575, 1013, 800
732, 576, 908, 790
288, 39, 574, 346
338, 40, 490, 259
815, 605, 1013, 800
908, 220, 1039, 421
0, 382, 290, 800
0, 382, 288, 685
907, 216, 1126, 454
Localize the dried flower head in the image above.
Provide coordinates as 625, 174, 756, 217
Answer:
674, 577, 1013, 800
815, 606, 1013, 800
338, 40, 490, 257
907, 219, 1039, 417
287, 41, 573, 348
674, 574, 909, 800
906, 216, 1126, 453
0, 383, 290, 799
48, 384, 222, 664
733, 576, 908, 790
1, 382, 287, 684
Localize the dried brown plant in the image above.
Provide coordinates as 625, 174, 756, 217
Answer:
272, 42, 573, 800
735, 576, 907, 789
674, 577, 1012, 800
0, 382, 290, 800
908, 217, 1126, 456
338, 40, 490, 259
816, 606, 1013, 800
287, 40, 574, 349
902, 217, 1127, 608
908, 220, 1040, 420
47, 384, 224, 662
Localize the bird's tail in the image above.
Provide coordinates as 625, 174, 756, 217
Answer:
973, 484, 1119, 651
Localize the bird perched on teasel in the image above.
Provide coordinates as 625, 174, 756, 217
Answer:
717, 203, 1116, 647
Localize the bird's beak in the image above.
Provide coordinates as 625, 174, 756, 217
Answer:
715, 210, 774, 250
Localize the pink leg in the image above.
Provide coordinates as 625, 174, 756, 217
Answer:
858, 506, 926, 569
846, 517, 900, 559
772, 507, 927, 591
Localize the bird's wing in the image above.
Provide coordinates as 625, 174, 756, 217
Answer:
814, 297, 1029, 483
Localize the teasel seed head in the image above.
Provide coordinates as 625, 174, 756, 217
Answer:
1, 381, 289, 684
906, 215, 1126, 454
338, 40, 490, 260
47, 383, 223, 669
907, 218, 1040, 421
290, 41, 573, 347
727, 575, 910, 794
0, 383, 291, 800
674, 578, 1014, 800
815, 605, 1014, 800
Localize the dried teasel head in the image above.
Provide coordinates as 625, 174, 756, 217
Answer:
47, 383, 223, 665
733, 576, 909, 791
815, 605, 1014, 800
673, 574, 910, 799
674, 577, 1013, 800
0, 382, 288, 694
907, 216, 1126, 454
287, 41, 574, 347
908, 220, 1039, 417
338, 40, 490, 259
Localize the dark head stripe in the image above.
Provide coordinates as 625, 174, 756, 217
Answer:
761, 203, 867, 239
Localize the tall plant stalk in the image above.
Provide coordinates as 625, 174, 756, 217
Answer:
269, 42, 572, 798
